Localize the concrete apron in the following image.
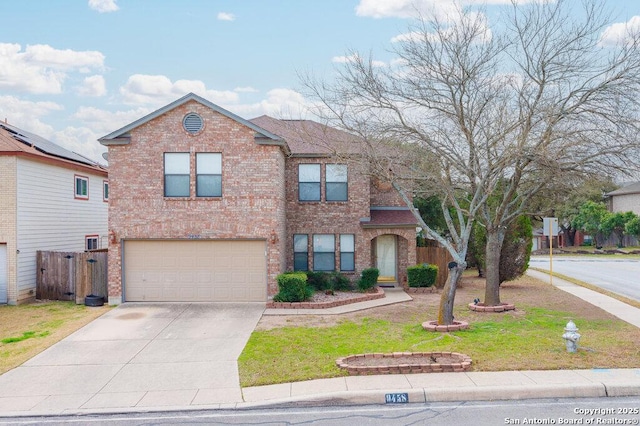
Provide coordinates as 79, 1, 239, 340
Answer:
0, 303, 265, 414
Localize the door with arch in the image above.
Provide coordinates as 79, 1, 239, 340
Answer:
375, 235, 396, 282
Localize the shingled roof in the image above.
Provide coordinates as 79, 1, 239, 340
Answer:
360, 208, 419, 228
249, 115, 362, 156
0, 122, 106, 174
606, 182, 640, 196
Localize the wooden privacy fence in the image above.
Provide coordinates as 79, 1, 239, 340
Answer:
416, 246, 453, 288
36, 250, 108, 304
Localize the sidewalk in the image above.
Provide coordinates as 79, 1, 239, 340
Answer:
0, 274, 639, 417
241, 272, 640, 408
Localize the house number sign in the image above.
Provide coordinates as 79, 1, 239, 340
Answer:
385, 393, 409, 404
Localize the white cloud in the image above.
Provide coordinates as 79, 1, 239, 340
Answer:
600, 16, 640, 47
72, 106, 151, 135
356, 0, 456, 19
53, 126, 106, 163
119, 74, 239, 106
232, 88, 311, 118
0, 95, 63, 137
332, 54, 386, 67
88, 0, 119, 13
0, 95, 105, 162
76, 75, 107, 97
0, 43, 105, 94
356, 0, 544, 19
391, 10, 492, 44
217, 12, 236, 21
234, 86, 259, 93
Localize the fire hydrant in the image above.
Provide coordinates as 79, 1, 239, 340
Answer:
562, 320, 581, 353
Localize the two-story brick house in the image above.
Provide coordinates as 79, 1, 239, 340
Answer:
99, 93, 416, 304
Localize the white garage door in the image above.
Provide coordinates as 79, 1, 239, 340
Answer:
124, 240, 266, 302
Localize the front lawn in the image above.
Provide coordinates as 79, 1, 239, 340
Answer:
239, 274, 640, 387
0, 301, 110, 375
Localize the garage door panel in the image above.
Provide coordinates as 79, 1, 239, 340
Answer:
124, 240, 266, 302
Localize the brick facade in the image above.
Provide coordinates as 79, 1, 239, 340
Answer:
102, 93, 417, 303
106, 100, 286, 303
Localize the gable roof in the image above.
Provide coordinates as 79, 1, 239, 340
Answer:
98, 92, 285, 148
0, 122, 107, 175
249, 115, 362, 156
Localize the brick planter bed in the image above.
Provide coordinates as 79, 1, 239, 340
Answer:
422, 320, 469, 332
336, 352, 472, 375
266, 287, 385, 309
468, 302, 516, 312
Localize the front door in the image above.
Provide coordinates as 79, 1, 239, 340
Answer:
376, 235, 396, 282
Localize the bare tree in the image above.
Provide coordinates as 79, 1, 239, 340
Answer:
303, 0, 640, 323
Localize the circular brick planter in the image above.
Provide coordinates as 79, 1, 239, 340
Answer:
336, 352, 472, 375
468, 302, 516, 312
422, 320, 469, 332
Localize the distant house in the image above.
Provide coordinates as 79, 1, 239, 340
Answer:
605, 182, 640, 215
99, 93, 417, 304
0, 122, 108, 305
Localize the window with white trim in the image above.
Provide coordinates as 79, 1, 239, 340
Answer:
326, 164, 348, 201
103, 180, 109, 201
196, 153, 222, 197
293, 234, 309, 271
313, 234, 335, 271
86, 236, 99, 250
164, 153, 190, 197
340, 234, 355, 271
298, 164, 321, 201
75, 175, 88, 199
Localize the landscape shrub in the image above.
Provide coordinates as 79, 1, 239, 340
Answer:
305, 271, 331, 291
330, 272, 353, 291
407, 263, 438, 287
273, 272, 313, 302
357, 268, 379, 291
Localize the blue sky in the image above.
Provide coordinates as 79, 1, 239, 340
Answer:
1, 0, 639, 162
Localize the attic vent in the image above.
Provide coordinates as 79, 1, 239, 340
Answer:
183, 113, 203, 134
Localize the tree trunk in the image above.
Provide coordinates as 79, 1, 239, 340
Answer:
484, 227, 506, 306
438, 263, 464, 325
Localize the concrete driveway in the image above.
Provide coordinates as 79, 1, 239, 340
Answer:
0, 303, 265, 415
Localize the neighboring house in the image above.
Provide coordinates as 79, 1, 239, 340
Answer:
0, 122, 108, 305
605, 182, 640, 215
99, 93, 417, 304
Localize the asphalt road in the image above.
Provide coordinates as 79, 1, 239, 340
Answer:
2, 397, 638, 425
529, 256, 640, 302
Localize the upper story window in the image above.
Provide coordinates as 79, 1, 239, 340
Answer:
326, 164, 348, 201
293, 234, 309, 271
75, 175, 89, 200
164, 153, 190, 197
313, 234, 335, 271
298, 164, 321, 201
103, 180, 109, 202
196, 153, 222, 197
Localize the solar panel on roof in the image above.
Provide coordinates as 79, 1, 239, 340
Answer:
0, 122, 96, 166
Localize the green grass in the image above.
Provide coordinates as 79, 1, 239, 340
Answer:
0, 301, 110, 375
238, 306, 639, 387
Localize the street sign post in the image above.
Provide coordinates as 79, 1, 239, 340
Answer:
543, 217, 558, 285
